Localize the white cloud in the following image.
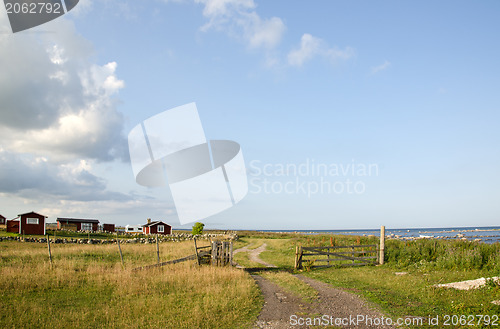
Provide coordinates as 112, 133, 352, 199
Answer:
0, 10, 130, 211
0, 14, 126, 162
287, 33, 354, 67
195, 0, 285, 50
371, 60, 391, 74
164, 1, 355, 68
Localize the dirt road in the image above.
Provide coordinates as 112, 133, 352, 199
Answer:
234, 243, 395, 329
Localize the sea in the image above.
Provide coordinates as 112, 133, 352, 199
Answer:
259, 226, 500, 244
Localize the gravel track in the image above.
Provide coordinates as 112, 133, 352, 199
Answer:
234, 244, 396, 329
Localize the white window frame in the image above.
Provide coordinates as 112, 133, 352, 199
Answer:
26, 217, 39, 225
157, 225, 164, 233
81, 223, 93, 231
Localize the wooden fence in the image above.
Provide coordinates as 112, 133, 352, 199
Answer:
294, 225, 386, 270
295, 244, 378, 270
195, 239, 233, 266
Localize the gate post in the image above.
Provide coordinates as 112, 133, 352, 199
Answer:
379, 226, 385, 265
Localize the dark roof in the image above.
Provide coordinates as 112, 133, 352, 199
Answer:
0, 214, 5, 220
142, 221, 171, 227
18, 211, 47, 218
57, 217, 100, 224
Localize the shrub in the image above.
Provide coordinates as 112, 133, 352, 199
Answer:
191, 222, 204, 235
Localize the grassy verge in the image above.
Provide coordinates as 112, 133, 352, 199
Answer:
303, 265, 500, 328
233, 251, 266, 268
0, 241, 261, 328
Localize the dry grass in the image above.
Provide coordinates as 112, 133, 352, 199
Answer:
0, 241, 261, 328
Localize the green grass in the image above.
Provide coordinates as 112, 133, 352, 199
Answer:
303, 266, 500, 328
0, 240, 261, 329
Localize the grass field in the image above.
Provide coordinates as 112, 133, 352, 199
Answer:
2, 231, 500, 328
0, 240, 261, 329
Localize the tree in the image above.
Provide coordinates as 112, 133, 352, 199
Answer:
192, 222, 204, 235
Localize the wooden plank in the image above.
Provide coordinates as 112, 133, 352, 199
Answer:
304, 250, 374, 262
46, 234, 52, 267
304, 250, 377, 256
379, 225, 385, 265
156, 234, 160, 264
310, 262, 376, 269
313, 258, 351, 262
133, 254, 197, 271
194, 238, 200, 266
304, 249, 357, 259
312, 257, 376, 262
294, 246, 299, 270
116, 233, 124, 268
303, 245, 376, 250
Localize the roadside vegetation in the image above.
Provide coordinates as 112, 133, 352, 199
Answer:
237, 232, 500, 328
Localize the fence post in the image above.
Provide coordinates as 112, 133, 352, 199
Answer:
211, 240, 217, 266
298, 246, 303, 269
294, 246, 299, 269
327, 247, 330, 266
229, 241, 233, 266
156, 234, 160, 264
194, 238, 200, 265
379, 225, 385, 265
351, 245, 355, 266
116, 233, 124, 268
46, 234, 52, 267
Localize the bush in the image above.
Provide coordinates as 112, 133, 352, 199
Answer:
192, 222, 204, 235
385, 239, 500, 271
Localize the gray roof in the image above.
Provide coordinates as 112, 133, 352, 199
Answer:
57, 217, 100, 224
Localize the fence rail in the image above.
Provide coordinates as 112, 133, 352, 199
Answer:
295, 244, 378, 270
294, 226, 386, 270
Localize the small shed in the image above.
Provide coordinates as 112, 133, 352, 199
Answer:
7, 211, 47, 235
57, 218, 99, 232
0, 214, 6, 225
142, 221, 172, 235
102, 223, 115, 232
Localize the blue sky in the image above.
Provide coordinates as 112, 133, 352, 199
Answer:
1, 0, 499, 230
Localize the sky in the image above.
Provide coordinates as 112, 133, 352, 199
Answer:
0, 0, 499, 230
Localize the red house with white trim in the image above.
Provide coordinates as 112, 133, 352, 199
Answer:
6, 211, 47, 235
142, 220, 172, 235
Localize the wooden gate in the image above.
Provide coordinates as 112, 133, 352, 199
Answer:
194, 239, 233, 266
295, 244, 378, 270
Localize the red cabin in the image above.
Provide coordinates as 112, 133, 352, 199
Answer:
142, 221, 172, 235
6, 211, 47, 235
102, 223, 115, 232
57, 218, 99, 232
